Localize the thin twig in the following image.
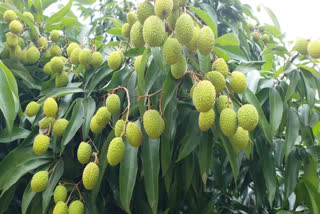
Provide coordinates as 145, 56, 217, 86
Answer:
87, 136, 99, 154
185, 10, 203, 27
225, 87, 242, 107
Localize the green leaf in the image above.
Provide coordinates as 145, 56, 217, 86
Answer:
46, 0, 74, 24
303, 154, 319, 190
303, 180, 320, 214
0, 184, 16, 214
106, 17, 123, 29
284, 149, 300, 198
197, 51, 211, 73
182, 153, 194, 192
39, 87, 83, 101
21, 183, 36, 214
285, 109, 300, 158
269, 88, 283, 136
0, 127, 30, 143
188, 6, 217, 37
81, 97, 96, 140
301, 69, 317, 108
264, 7, 281, 29
198, 134, 212, 185
220, 135, 239, 183
285, 70, 300, 101
215, 33, 239, 47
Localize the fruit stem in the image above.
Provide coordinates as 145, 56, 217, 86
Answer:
48, 159, 62, 181
185, 9, 203, 27
225, 87, 243, 107
88, 136, 99, 154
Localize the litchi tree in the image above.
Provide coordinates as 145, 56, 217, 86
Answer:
0, 0, 320, 214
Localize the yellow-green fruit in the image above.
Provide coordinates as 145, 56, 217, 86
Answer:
173, 0, 180, 8
9, 20, 23, 34
163, 38, 182, 65
180, 0, 189, 6
6, 33, 18, 48
25, 101, 40, 117
20, 49, 28, 64
126, 122, 143, 147
67, 42, 79, 57
55, 71, 69, 88
50, 44, 62, 57
53, 201, 68, 214
134, 55, 144, 73
262, 34, 270, 44
115, 119, 125, 137
229, 71, 247, 94
207, 71, 225, 94
237, 104, 259, 131
212, 58, 228, 77
52, 118, 69, 136
130, 22, 145, 48
198, 26, 215, 55
69, 200, 84, 214
122, 23, 131, 38
143, 109, 164, 139
294, 38, 309, 55
230, 127, 249, 150
82, 162, 99, 190
50, 56, 64, 73
91, 52, 103, 68
79, 49, 92, 65
307, 40, 320, 58
127, 12, 137, 25
192, 80, 216, 112
0, 43, 10, 59
186, 26, 200, 51
219, 108, 237, 137
43, 97, 58, 117
252, 31, 260, 41
167, 9, 180, 29
18, 37, 25, 49
215, 95, 233, 114
155, 0, 173, 19
190, 86, 194, 98
27, 46, 40, 64
59, 56, 67, 63
31, 171, 48, 192
44, 50, 51, 58
43, 62, 52, 75
175, 14, 194, 45
171, 54, 186, 79
108, 51, 122, 70
143, 16, 165, 47
38, 37, 48, 50
107, 137, 126, 166
90, 116, 104, 134
30, 28, 39, 42
77, 142, 92, 164
199, 109, 215, 132
39, 117, 55, 129
159, 116, 165, 134
137, 1, 155, 24
50, 30, 60, 43
95, 107, 111, 126
3, 10, 17, 22
70, 48, 81, 65
33, 134, 50, 155
9, 45, 21, 61
106, 94, 121, 114
53, 185, 67, 203
23, 12, 34, 22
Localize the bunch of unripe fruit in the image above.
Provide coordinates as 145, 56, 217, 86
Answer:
294, 38, 320, 58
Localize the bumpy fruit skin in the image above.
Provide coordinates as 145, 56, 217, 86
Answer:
9, 45, 21, 61
95, 107, 111, 126
27, 46, 40, 64
31, 171, 49, 192
69, 200, 84, 214
219, 108, 237, 137
137, 1, 155, 24
53, 185, 67, 203
77, 142, 92, 164
30, 28, 39, 42
294, 38, 309, 55
33, 134, 50, 155
6, 33, 18, 48
50, 56, 64, 73
43, 97, 58, 117
23, 12, 34, 22
91, 52, 103, 68
229, 71, 247, 94
3, 10, 17, 22
115, 119, 126, 137
70, 48, 81, 65
212, 58, 228, 77
215, 95, 233, 114
130, 22, 145, 48
50, 30, 60, 43
134, 55, 143, 73
39, 117, 55, 129
197, 26, 215, 55
50, 44, 62, 56
38, 37, 48, 50
190, 86, 194, 98
143, 110, 164, 139
67, 42, 79, 57
175, 14, 194, 45
143, 16, 165, 47
52, 119, 69, 136
126, 122, 143, 147
252, 31, 260, 41
171, 55, 186, 79
230, 127, 249, 150
43, 62, 52, 75
55, 71, 69, 88
0, 43, 10, 59
199, 109, 215, 132
122, 23, 131, 38
192, 80, 216, 112
180, 0, 189, 6
207, 71, 225, 94
53, 201, 68, 214
186, 26, 200, 51
173, 0, 180, 9
82, 162, 99, 190
9, 20, 23, 34
79, 49, 92, 65
155, 0, 173, 19
108, 51, 122, 70
90, 116, 104, 134
307, 40, 320, 58
167, 9, 180, 29
237, 104, 259, 131
163, 38, 182, 65
262, 34, 270, 44
18, 37, 25, 49
107, 137, 126, 166
20, 49, 28, 64
127, 12, 137, 25
25, 101, 40, 117
106, 94, 121, 114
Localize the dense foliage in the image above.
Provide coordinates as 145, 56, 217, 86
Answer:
0, 0, 320, 214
